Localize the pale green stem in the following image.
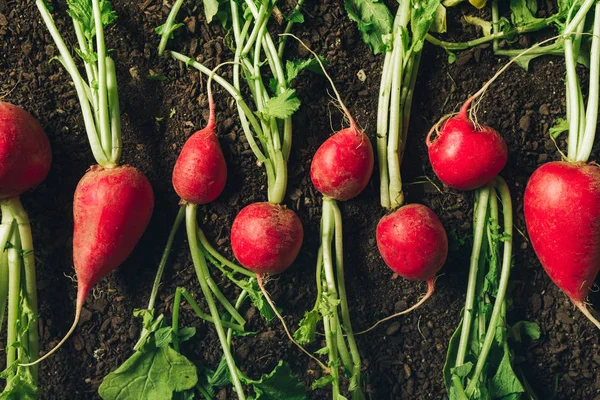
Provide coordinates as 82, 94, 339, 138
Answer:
377, 51, 393, 209
170, 51, 268, 164
278, 0, 306, 58
455, 185, 491, 366
466, 177, 513, 396
6, 224, 21, 368
179, 288, 244, 331
158, 0, 185, 56
106, 57, 122, 164
36, 0, 109, 166
576, 3, 600, 162
330, 200, 364, 398
186, 204, 246, 400
92, 0, 111, 156
196, 227, 255, 278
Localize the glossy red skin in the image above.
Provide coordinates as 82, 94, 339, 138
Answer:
428, 116, 507, 191
310, 126, 374, 201
0, 102, 52, 199
73, 165, 154, 304
376, 204, 448, 281
172, 125, 227, 205
524, 161, 600, 302
231, 202, 303, 275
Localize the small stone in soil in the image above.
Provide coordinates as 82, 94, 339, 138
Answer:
386, 322, 401, 336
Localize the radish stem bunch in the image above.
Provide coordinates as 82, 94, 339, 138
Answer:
444, 177, 537, 399
31, 0, 155, 365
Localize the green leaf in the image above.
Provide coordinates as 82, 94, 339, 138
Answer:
343, 0, 393, 55
67, 0, 117, 40
248, 361, 306, 400
178, 327, 197, 343
287, 9, 304, 24
154, 327, 174, 348
464, 15, 492, 36
258, 88, 301, 120
450, 362, 473, 378
99, 346, 198, 400
509, 321, 540, 343
0, 365, 38, 400
446, 49, 457, 64
469, 0, 487, 9
443, 318, 463, 392
237, 278, 276, 322
411, 0, 442, 51
285, 57, 326, 84
549, 118, 569, 139
311, 375, 334, 390
293, 309, 321, 345
489, 350, 524, 398
203, 0, 219, 23
155, 22, 185, 39
429, 4, 447, 34
509, 0, 544, 27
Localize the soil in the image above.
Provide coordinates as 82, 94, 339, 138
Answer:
1, 0, 599, 399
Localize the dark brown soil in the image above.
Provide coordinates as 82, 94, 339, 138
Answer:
1, 0, 599, 399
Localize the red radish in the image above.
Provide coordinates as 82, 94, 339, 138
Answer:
310, 125, 374, 201
359, 204, 448, 334
524, 161, 600, 328
24, 165, 154, 365
231, 202, 303, 275
426, 106, 507, 191
172, 73, 227, 205
377, 204, 448, 283
0, 102, 52, 199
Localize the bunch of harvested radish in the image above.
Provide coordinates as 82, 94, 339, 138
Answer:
28, 0, 155, 365
280, 36, 372, 399
525, 3, 600, 330
0, 101, 51, 396
428, 35, 546, 399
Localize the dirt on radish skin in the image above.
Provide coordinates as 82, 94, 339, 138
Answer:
524, 161, 600, 303
0, 102, 52, 199
231, 202, 303, 275
427, 113, 507, 191
310, 126, 374, 201
376, 204, 448, 282
74, 165, 155, 305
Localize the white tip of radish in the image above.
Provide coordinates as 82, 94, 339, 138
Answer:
573, 300, 600, 330
19, 306, 81, 367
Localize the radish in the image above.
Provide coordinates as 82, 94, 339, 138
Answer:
172, 79, 227, 205
310, 126, 373, 201
283, 34, 370, 399
426, 103, 508, 191
0, 102, 52, 385
0, 102, 52, 199
28, 0, 156, 365
377, 205, 447, 298
230, 202, 304, 275
524, 5, 600, 330
525, 162, 600, 328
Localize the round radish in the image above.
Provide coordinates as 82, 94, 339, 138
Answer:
525, 162, 600, 321
426, 110, 507, 191
310, 125, 374, 201
0, 102, 52, 199
172, 84, 226, 205
231, 202, 303, 275
377, 203, 448, 283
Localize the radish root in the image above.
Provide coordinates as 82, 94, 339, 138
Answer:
280, 33, 356, 128
573, 300, 600, 330
356, 279, 435, 335
256, 274, 330, 373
